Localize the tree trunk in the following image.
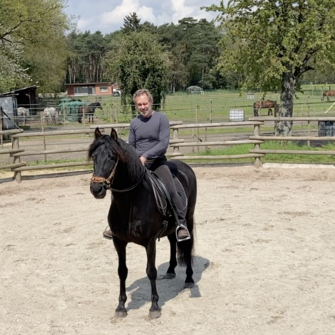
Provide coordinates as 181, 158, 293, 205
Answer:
275, 72, 295, 136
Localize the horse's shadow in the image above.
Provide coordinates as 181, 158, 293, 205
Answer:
125, 255, 210, 311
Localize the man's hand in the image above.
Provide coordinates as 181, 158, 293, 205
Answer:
140, 156, 147, 165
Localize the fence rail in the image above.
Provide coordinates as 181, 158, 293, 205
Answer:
2, 117, 335, 182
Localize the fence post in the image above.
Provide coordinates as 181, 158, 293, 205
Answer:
40, 113, 47, 161
111, 106, 115, 124
205, 127, 209, 152
83, 107, 86, 127
196, 105, 199, 153
13, 136, 22, 183
63, 102, 65, 124
0, 107, 3, 148
173, 127, 179, 154
307, 121, 310, 147
210, 100, 213, 123
253, 123, 262, 168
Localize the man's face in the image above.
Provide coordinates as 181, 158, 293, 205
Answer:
135, 94, 153, 118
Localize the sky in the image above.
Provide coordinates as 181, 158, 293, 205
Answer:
64, 0, 220, 34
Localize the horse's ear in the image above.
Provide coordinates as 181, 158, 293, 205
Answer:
110, 128, 118, 140
94, 127, 102, 140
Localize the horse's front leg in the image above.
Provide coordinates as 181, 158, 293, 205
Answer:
113, 237, 128, 317
146, 239, 161, 318
164, 233, 177, 279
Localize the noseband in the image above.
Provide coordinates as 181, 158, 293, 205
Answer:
90, 158, 146, 192
90, 158, 119, 188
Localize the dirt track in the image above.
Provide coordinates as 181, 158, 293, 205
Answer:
1, 165, 335, 334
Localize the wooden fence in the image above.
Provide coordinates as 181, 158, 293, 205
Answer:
2, 117, 335, 182
249, 116, 335, 163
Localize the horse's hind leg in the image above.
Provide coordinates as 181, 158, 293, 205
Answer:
113, 238, 128, 317
177, 215, 195, 288
185, 249, 194, 287
146, 239, 161, 318
163, 233, 177, 279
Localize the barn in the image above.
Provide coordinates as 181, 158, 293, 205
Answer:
2, 86, 38, 111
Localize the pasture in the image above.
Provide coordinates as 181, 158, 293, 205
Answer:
1, 165, 335, 334
31, 85, 335, 127
90, 84, 335, 123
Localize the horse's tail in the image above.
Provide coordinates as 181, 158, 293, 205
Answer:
176, 215, 195, 266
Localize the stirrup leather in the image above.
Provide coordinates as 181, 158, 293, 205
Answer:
176, 224, 191, 242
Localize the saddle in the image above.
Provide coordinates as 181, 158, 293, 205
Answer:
147, 170, 187, 219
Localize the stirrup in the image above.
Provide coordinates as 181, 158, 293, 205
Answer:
176, 224, 191, 242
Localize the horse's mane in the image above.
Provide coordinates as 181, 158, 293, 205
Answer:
88, 134, 143, 178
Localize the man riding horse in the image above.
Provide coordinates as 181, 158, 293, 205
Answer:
103, 89, 190, 241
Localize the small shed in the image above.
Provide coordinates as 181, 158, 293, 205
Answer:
0, 86, 38, 114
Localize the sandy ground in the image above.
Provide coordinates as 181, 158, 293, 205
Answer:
1, 165, 335, 335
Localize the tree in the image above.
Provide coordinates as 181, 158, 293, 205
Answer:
66, 31, 110, 84
121, 12, 142, 34
0, 0, 70, 93
104, 31, 167, 117
204, 0, 335, 135
157, 18, 222, 91
0, 38, 30, 92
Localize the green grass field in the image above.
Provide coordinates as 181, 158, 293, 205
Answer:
73, 84, 335, 125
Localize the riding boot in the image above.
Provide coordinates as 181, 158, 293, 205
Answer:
175, 217, 190, 241
170, 193, 190, 241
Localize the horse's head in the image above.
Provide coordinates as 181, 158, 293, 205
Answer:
88, 127, 122, 199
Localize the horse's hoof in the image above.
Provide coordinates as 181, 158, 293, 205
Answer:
149, 310, 161, 319
115, 310, 127, 318
163, 273, 176, 280
184, 282, 194, 289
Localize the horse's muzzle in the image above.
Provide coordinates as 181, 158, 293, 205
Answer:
90, 182, 107, 199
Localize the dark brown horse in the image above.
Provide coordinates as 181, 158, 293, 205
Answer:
253, 100, 279, 117
322, 90, 335, 102
78, 102, 103, 123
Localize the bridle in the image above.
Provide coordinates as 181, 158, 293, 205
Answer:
90, 158, 119, 188
90, 158, 146, 193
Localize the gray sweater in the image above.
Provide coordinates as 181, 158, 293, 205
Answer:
128, 112, 170, 159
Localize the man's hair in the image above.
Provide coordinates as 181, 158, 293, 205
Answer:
132, 89, 153, 103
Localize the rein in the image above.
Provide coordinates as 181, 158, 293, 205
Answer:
110, 168, 146, 193
90, 158, 146, 193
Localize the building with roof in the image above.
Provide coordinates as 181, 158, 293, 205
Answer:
65, 82, 120, 97
0, 86, 38, 110
0, 86, 38, 129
